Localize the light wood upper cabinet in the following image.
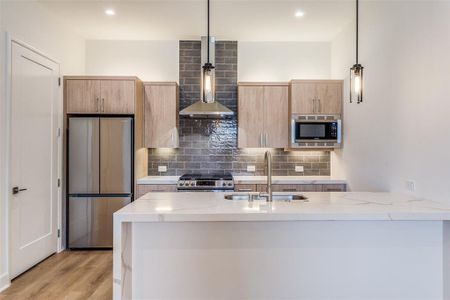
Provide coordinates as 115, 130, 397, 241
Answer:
65, 77, 137, 114
238, 85, 264, 148
263, 86, 288, 148
290, 80, 343, 115
238, 83, 288, 148
290, 82, 316, 115
100, 80, 135, 114
66, 80, 101, 113
315, 82, 342, 115
144, 82, 179, 148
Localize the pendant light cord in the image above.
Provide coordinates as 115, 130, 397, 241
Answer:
207, 0, 210, 63
356, 0, 359, 64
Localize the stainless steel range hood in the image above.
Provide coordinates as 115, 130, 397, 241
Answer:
179, 36, 234, 119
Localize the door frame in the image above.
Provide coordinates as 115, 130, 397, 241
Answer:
1, 33, 63, 288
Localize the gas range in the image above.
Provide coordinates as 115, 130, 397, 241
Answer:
177, 173, 234, 192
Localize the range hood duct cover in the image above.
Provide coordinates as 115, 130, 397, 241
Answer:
179, 37, 234, 119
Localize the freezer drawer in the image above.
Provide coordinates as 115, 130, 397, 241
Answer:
68, 196, 131, 248
68, 118, 100, 194
100, 118, 132, 194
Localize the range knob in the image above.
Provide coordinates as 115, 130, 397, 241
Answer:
190, 181, 195, 186
179, 182, 184, 186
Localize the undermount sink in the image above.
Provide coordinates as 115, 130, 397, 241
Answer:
224, 194, 308, 202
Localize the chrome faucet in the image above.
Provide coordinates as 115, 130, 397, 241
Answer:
263, 150, 273, 202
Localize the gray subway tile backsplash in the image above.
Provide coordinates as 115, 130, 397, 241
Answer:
147, 40, 330, 176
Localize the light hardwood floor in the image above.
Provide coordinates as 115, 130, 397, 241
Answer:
0, 251, 112, 300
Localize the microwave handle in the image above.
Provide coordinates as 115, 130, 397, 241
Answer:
337, 119, 342, 144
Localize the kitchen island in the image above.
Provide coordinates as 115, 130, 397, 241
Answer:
113, 192, 450, 300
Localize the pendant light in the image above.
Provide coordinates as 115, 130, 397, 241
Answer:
202, 0, 215, 103
350, 0, 364, 103
179, 0, 233, 118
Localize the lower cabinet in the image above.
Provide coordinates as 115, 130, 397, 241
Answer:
136, 183, 347, 198
136, 184, 177, 199
234, 184, 258, 192
236, 184, 346, 192
321, 184, 347, 192
257, 184, 322, 192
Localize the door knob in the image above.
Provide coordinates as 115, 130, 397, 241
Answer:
12, 187, 28, 195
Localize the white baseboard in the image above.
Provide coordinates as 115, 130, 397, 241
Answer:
0, 272, 10, 293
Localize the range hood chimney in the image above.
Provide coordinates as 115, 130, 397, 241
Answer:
179, 0, 234, 119
179, 37, 234, 119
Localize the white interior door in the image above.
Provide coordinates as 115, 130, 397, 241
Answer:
10, 41, 59, 278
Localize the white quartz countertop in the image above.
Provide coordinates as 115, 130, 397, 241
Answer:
114, 192, 450, 222
136, 176, 346, 185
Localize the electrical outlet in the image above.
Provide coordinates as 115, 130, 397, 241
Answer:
247, 165, 256, 172
295, 166, 304, 173
158, 165, 167, 173
406, 180, 416, 192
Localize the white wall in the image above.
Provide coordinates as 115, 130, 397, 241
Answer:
331, 1, 450, 203
84, 40, 332, 83
85, 40, 179, 81
238, 41, 331, 81
0, 0, 85, 291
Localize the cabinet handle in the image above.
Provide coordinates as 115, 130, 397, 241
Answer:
282, 188, 297, 192
12, 186, 28, 195
317, 99, 321, 113
96, 98, 100, 112
312, 98, 316, 113
101, 98, 105, 112
238, 188, 253, 192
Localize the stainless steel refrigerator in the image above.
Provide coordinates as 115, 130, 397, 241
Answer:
68, 117, 133, 248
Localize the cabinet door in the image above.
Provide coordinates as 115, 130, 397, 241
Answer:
316, 83, 342, 115
321, 184, 346, 192
290, 82, 316, 114
66, 80, 100, 113
238, 86, 264, 148
234, 184, 258, 192
144, 84, 178, 148
271, 185, 298, 192
297, 184, 322, 192
263, 86, 288, 148
136, 185, 177, 199
258, 184, 322, 192
100, 80, 135, 114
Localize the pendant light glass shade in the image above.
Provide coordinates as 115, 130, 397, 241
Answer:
202, 63, 215, 103
350, 63, 363, 103
350, 0, 364, 104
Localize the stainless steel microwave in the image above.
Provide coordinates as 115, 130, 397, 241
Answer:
291, 115, 342, 149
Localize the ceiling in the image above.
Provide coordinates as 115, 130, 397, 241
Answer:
38, 0, 355, 41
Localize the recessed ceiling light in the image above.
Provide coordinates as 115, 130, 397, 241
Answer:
295, 11, 305, 18
105, 9, 115, 16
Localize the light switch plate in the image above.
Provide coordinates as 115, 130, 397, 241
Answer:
295, 166, 304, 172
158, 165, 168, 173
247, 165, 256, 172
406, 180, 416, 192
